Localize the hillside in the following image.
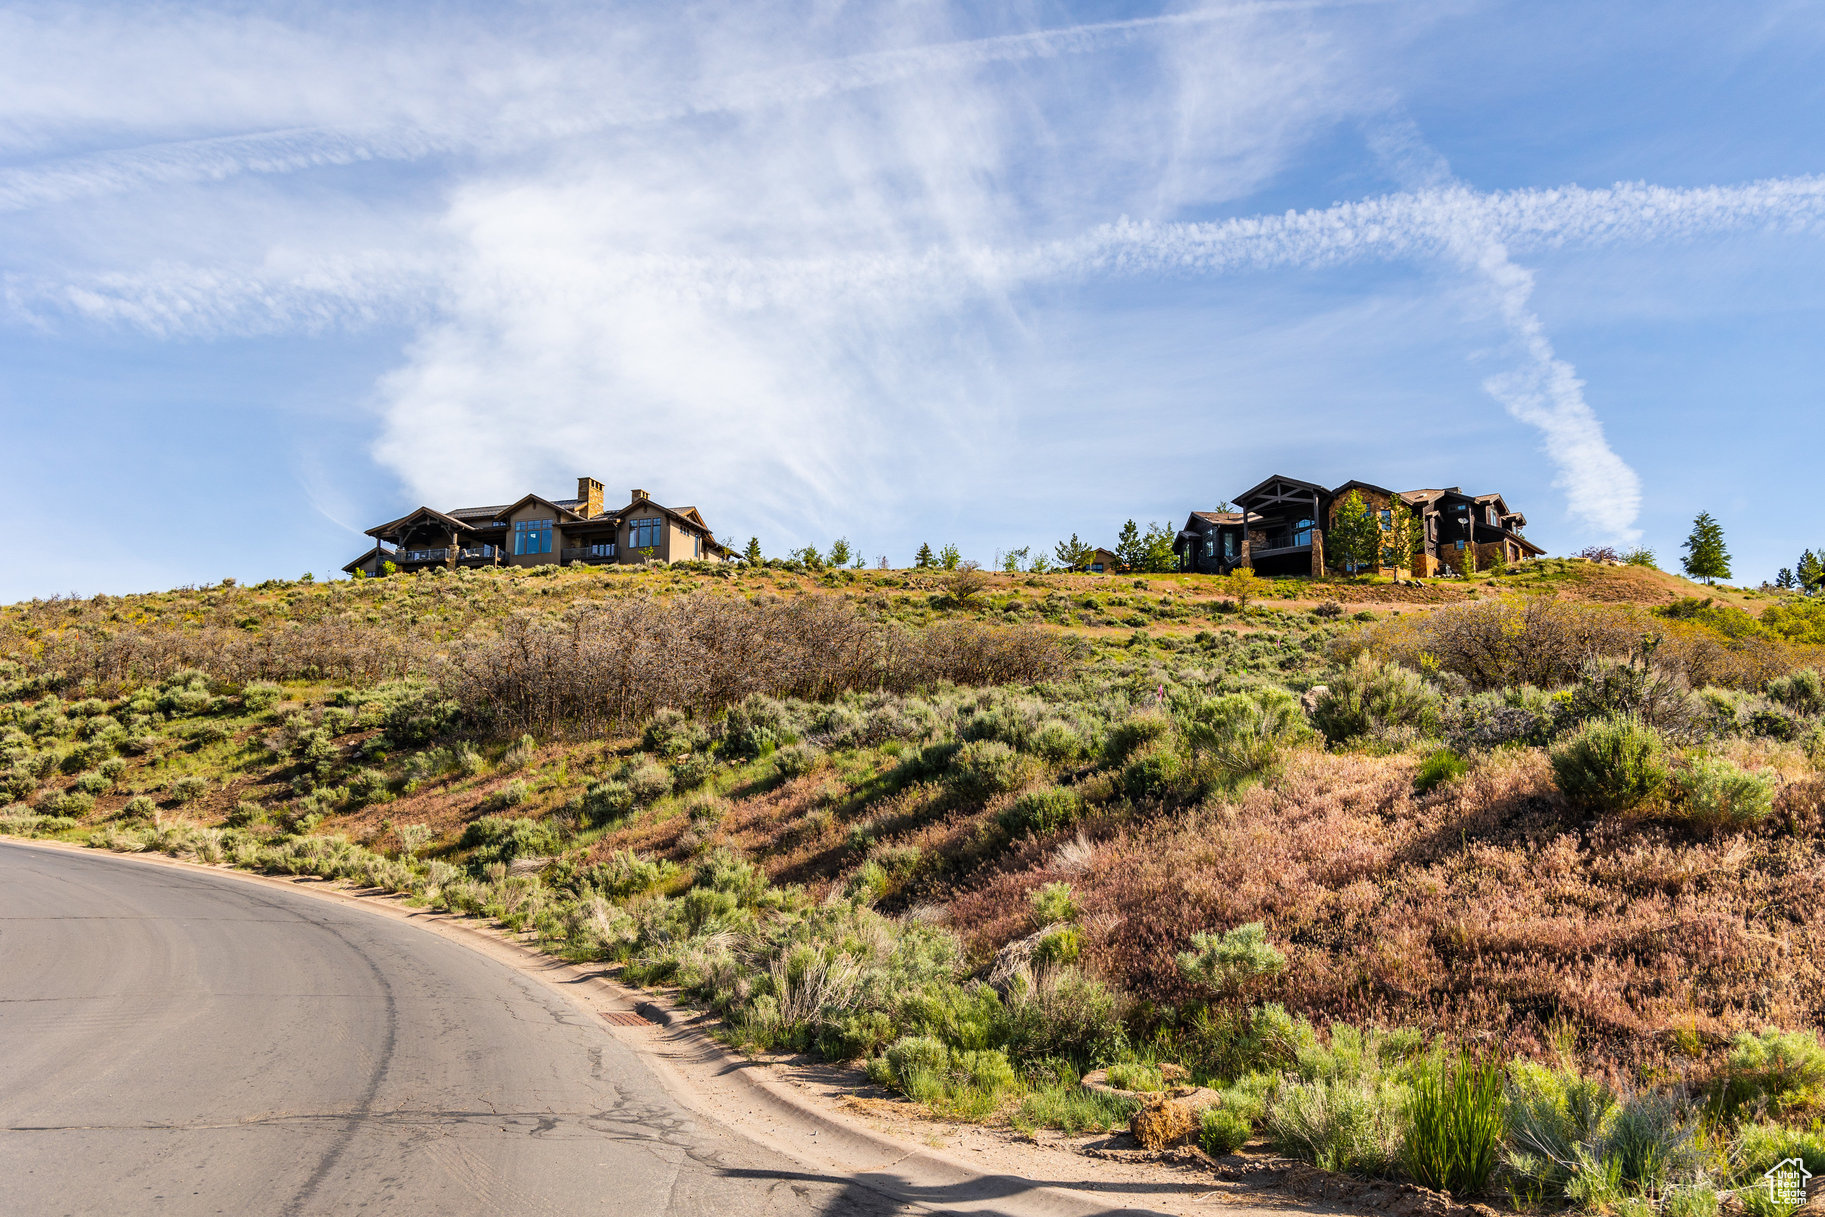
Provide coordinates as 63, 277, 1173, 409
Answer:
6, 557, 1825, 1208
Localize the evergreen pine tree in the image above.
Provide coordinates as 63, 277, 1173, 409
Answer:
1797, 549, 1825, 595
743, 536, 762, 564
1054, 534, 1091, 571
827, 537, 852, 567
1140, 522, 1177, 572
1114, 519, 1143, 572
914, 542, 936, 569
1680, 512, 1732, 585
1776, 568, 1796, 591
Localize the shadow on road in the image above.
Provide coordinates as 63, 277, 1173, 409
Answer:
720, 1164, 1201, 1216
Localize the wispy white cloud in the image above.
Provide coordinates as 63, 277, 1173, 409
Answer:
0, 0, 1390, 213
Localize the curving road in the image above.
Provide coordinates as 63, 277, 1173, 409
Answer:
0, 841, 917, 1217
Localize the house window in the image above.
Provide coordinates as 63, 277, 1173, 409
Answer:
1455, 540, 1466, 550
1381, 546, 1397, 564
1379, 510, 1392, 530
513, 518, 552, 555
629, 517, 662, 550
1202, 538, 1215, 557
1293, 518, 1314, 547
1223, 533, 1238, 560
1090, 562, 1104, 573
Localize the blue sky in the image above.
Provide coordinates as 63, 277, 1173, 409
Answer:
1, 0, 1821, 599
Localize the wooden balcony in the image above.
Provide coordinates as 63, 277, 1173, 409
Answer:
562, 544, 618, 564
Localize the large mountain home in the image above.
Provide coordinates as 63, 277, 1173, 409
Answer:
1173, 474, 1543, 579
343, 479, 729, 576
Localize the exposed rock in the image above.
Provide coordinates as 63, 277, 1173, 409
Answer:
1130, 1097, 1196, 1150
1301, 686, 1330, 714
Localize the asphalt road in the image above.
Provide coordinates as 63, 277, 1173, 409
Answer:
0, 842, 917, 1217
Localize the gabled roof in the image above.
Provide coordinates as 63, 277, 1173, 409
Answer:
1188, 510, 1245, 525
366, 506, 476, 540
613, 494, 708, 532
1235, 473, 1331, 507
1331, 479, 1396, 500
340, 545, 393, 573
490, 493, 589, 524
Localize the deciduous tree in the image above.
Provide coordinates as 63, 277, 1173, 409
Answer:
1327, 490, 1380, 575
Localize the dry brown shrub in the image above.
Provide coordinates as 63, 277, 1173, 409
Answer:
1339, 597, 1820, 690
439, 593, 1065, 736
948, 748, 1825, 1072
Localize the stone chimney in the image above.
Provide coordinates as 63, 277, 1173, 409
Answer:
631, 488, 649, 503
577, 477, 604, 517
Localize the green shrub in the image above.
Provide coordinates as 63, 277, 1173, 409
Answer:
1311, 657, 1442, 744
226, 799, 267, 827
1404, 1051, 1505, 1196
1029, 881, 1079, 924
120, 795, 157, 820
1721, 1029, 1825, 1117
1105, 1062, 1165, 1092
582, 780, 636, 825
498, 734, 536, 772
1414, 748, 1468, 795
1670, 757, 1775, 829
643, 707, 707, 755
1183, 689, 1308, 783
774, 743, 823, 778
1550, 717, 1667, 813
71, 770, 111, 795
997, 787, 1083, 837
345, 768, 392, 807
1117, 745, 1184, 802
488, 778, 530, 810
460, 815, 560, 864
997, 968, 1126, 1069
241, 681, 284, 711
1176, 922, 1285, 993
1764, 669, 1825, 717
1032, 925, 1081, 967
868, 1035, 1021, 1119
1029, 720, 1087, 762
1734, 1119, 1825, 1179
1201, 1106, 1253, 1156
627, 761, 674, 804
721, 695, 788, 759
947, 739, 1032, 800
672, 753, 716, 791
1012, 1079, 1138, 1135
168, 774, 209, 804
1268, 1075, 1409, 1175
1101, 711, 1173, 765
98, 757, 127, 781
42, 790, 93, 815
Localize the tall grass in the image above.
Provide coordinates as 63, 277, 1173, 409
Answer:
1404, 1051, 1505, 1196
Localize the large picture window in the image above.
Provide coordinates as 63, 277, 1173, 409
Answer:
629, 517, 662, 550
513, 518, 552, 555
